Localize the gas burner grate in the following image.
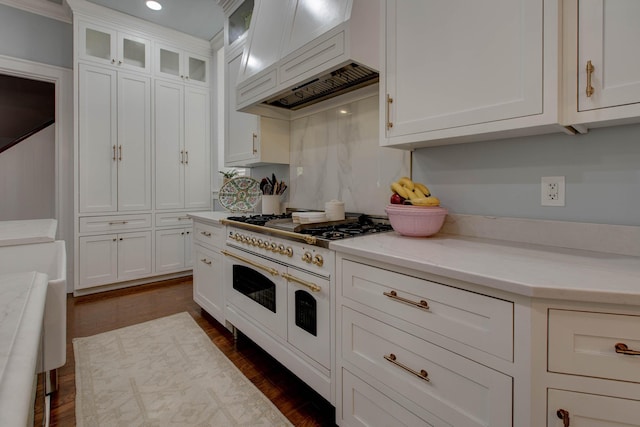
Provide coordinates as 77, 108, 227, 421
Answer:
227, 213, 291, 226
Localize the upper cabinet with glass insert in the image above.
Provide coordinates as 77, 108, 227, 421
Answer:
226, 0, 254, 49
154, 43, 209, 86
78, 20, 151, 74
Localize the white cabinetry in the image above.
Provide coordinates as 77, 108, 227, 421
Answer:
192, 219, 226, 325
78, 20, 150, 74
563, 0, 640, 128
336, 258, 514, 426
224, 43, 290, 167
381, 0, 562, 148
77, 231, 151, 290
155, 228, 192, 273
78, 64, 151, 213
71, 0, 212, 294
546, 308, 640, 426
155, 212, 194, 273
155, 80, 211, 210
155, 43, 209, 86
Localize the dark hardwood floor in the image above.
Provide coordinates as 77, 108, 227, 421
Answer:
35, 277, 336, 426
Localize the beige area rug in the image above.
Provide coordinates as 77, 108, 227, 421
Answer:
74, 312, 293, 426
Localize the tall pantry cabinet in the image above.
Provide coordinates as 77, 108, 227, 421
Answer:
70, 0, 212, 294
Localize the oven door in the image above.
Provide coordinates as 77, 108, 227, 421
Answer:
284, 267, 331, 370
222, 248, 287, 340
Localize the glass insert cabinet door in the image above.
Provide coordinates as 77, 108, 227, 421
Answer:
79, 21, 150, 73
156, 44, 208, 85
228, 0, 254, 46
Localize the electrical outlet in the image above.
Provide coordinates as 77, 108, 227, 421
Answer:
541, 176, 565, 206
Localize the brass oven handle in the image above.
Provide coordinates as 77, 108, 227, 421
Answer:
556, 409, 570, 427
615, 343, 640, 356
281, 272, 321, 292
221, 249, 279, 276
586, 60, 595, 98
383, 290, 429, 310
386, 94, 393, 130
200, 258, 212, 265
220, 219, 317, 245
383, 353, 430, 382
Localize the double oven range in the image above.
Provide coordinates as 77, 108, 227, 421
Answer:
219, 213, 392, 403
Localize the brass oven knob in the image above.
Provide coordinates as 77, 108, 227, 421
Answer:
302, 252, 312, 263
312, 254, 324, 267
251, 238, 258, 246
270, 242, 278, 252
278, 244, 286, 254
257, 239, 264, 248
285, 247, 293, 257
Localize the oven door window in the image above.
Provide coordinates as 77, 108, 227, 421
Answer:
232, 265, 276, 313
295, 290, 317, 336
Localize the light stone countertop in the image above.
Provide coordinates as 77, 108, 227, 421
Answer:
0, 219, 57, 247
330, 232, 640, 306
0, 272, 49, 427
188, 211, 233, 225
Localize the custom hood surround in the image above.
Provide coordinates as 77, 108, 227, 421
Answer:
234, 0, 379, 118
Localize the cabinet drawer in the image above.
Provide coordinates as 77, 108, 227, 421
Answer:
341, 369, 450, 427
79, 214, 151, 233
155, 212, 193, 228
280, 32, 345, 85
193, 221, 224, 249
341, 260, 513, 361
548, 309, 640, 383
341, 307, 512, 427
548, 389, 640, 427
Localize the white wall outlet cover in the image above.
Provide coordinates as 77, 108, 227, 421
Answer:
541, 176, 565, 206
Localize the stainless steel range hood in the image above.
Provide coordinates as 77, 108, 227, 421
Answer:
235, 0, 379, 118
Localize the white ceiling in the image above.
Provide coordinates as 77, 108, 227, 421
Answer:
85, 0, 225, 41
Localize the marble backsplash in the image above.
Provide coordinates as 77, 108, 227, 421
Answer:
287, 95, 410, 216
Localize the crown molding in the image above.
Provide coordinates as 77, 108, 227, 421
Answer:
0, 0, 72, 23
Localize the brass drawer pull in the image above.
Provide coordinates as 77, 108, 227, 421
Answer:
177, 216, 191, 221
615, 343, 640, 356
200, 231, 212, 237
108, 220, 129, 225
221, 249, 279, 276
384, 353, 430, 382
586, 60, 595, 97
383, 290, 429, 310
556, 409, 570, 427
281, 273, 321, 292
200, 258, 211, 265
386, 94, 393, 130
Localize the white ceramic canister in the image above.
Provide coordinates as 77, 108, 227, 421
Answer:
325, 199, 345, 221
262, 195, 282, 214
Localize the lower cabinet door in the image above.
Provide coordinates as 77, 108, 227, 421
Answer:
155, 228, 187, 273
78, 234, 118, 289
548, 389, 640, 426
341, 369, 450, 427
193, 244, 223, 324
117, 231, 152, 280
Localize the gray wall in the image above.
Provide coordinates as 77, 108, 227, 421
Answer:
0, 4, 72, 68
412, 123, 640, 226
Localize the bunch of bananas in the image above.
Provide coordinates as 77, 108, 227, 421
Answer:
390, 177, 441, 206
